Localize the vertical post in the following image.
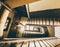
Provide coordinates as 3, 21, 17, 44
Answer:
25, 4, 30, 19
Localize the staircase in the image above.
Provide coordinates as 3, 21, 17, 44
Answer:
0, 37, 60, 47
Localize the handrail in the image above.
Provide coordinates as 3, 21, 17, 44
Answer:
0, 1, 12, 11
0, 37, 57, 43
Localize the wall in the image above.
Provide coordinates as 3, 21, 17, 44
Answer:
55, 27, 60, 38
29, 0, 60, 12
3, 12, 14, 38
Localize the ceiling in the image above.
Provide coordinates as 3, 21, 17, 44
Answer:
4, 0, 39, 9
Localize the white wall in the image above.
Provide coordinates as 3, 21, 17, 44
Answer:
55, 27, 60, 38
29, 0, 60, 12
